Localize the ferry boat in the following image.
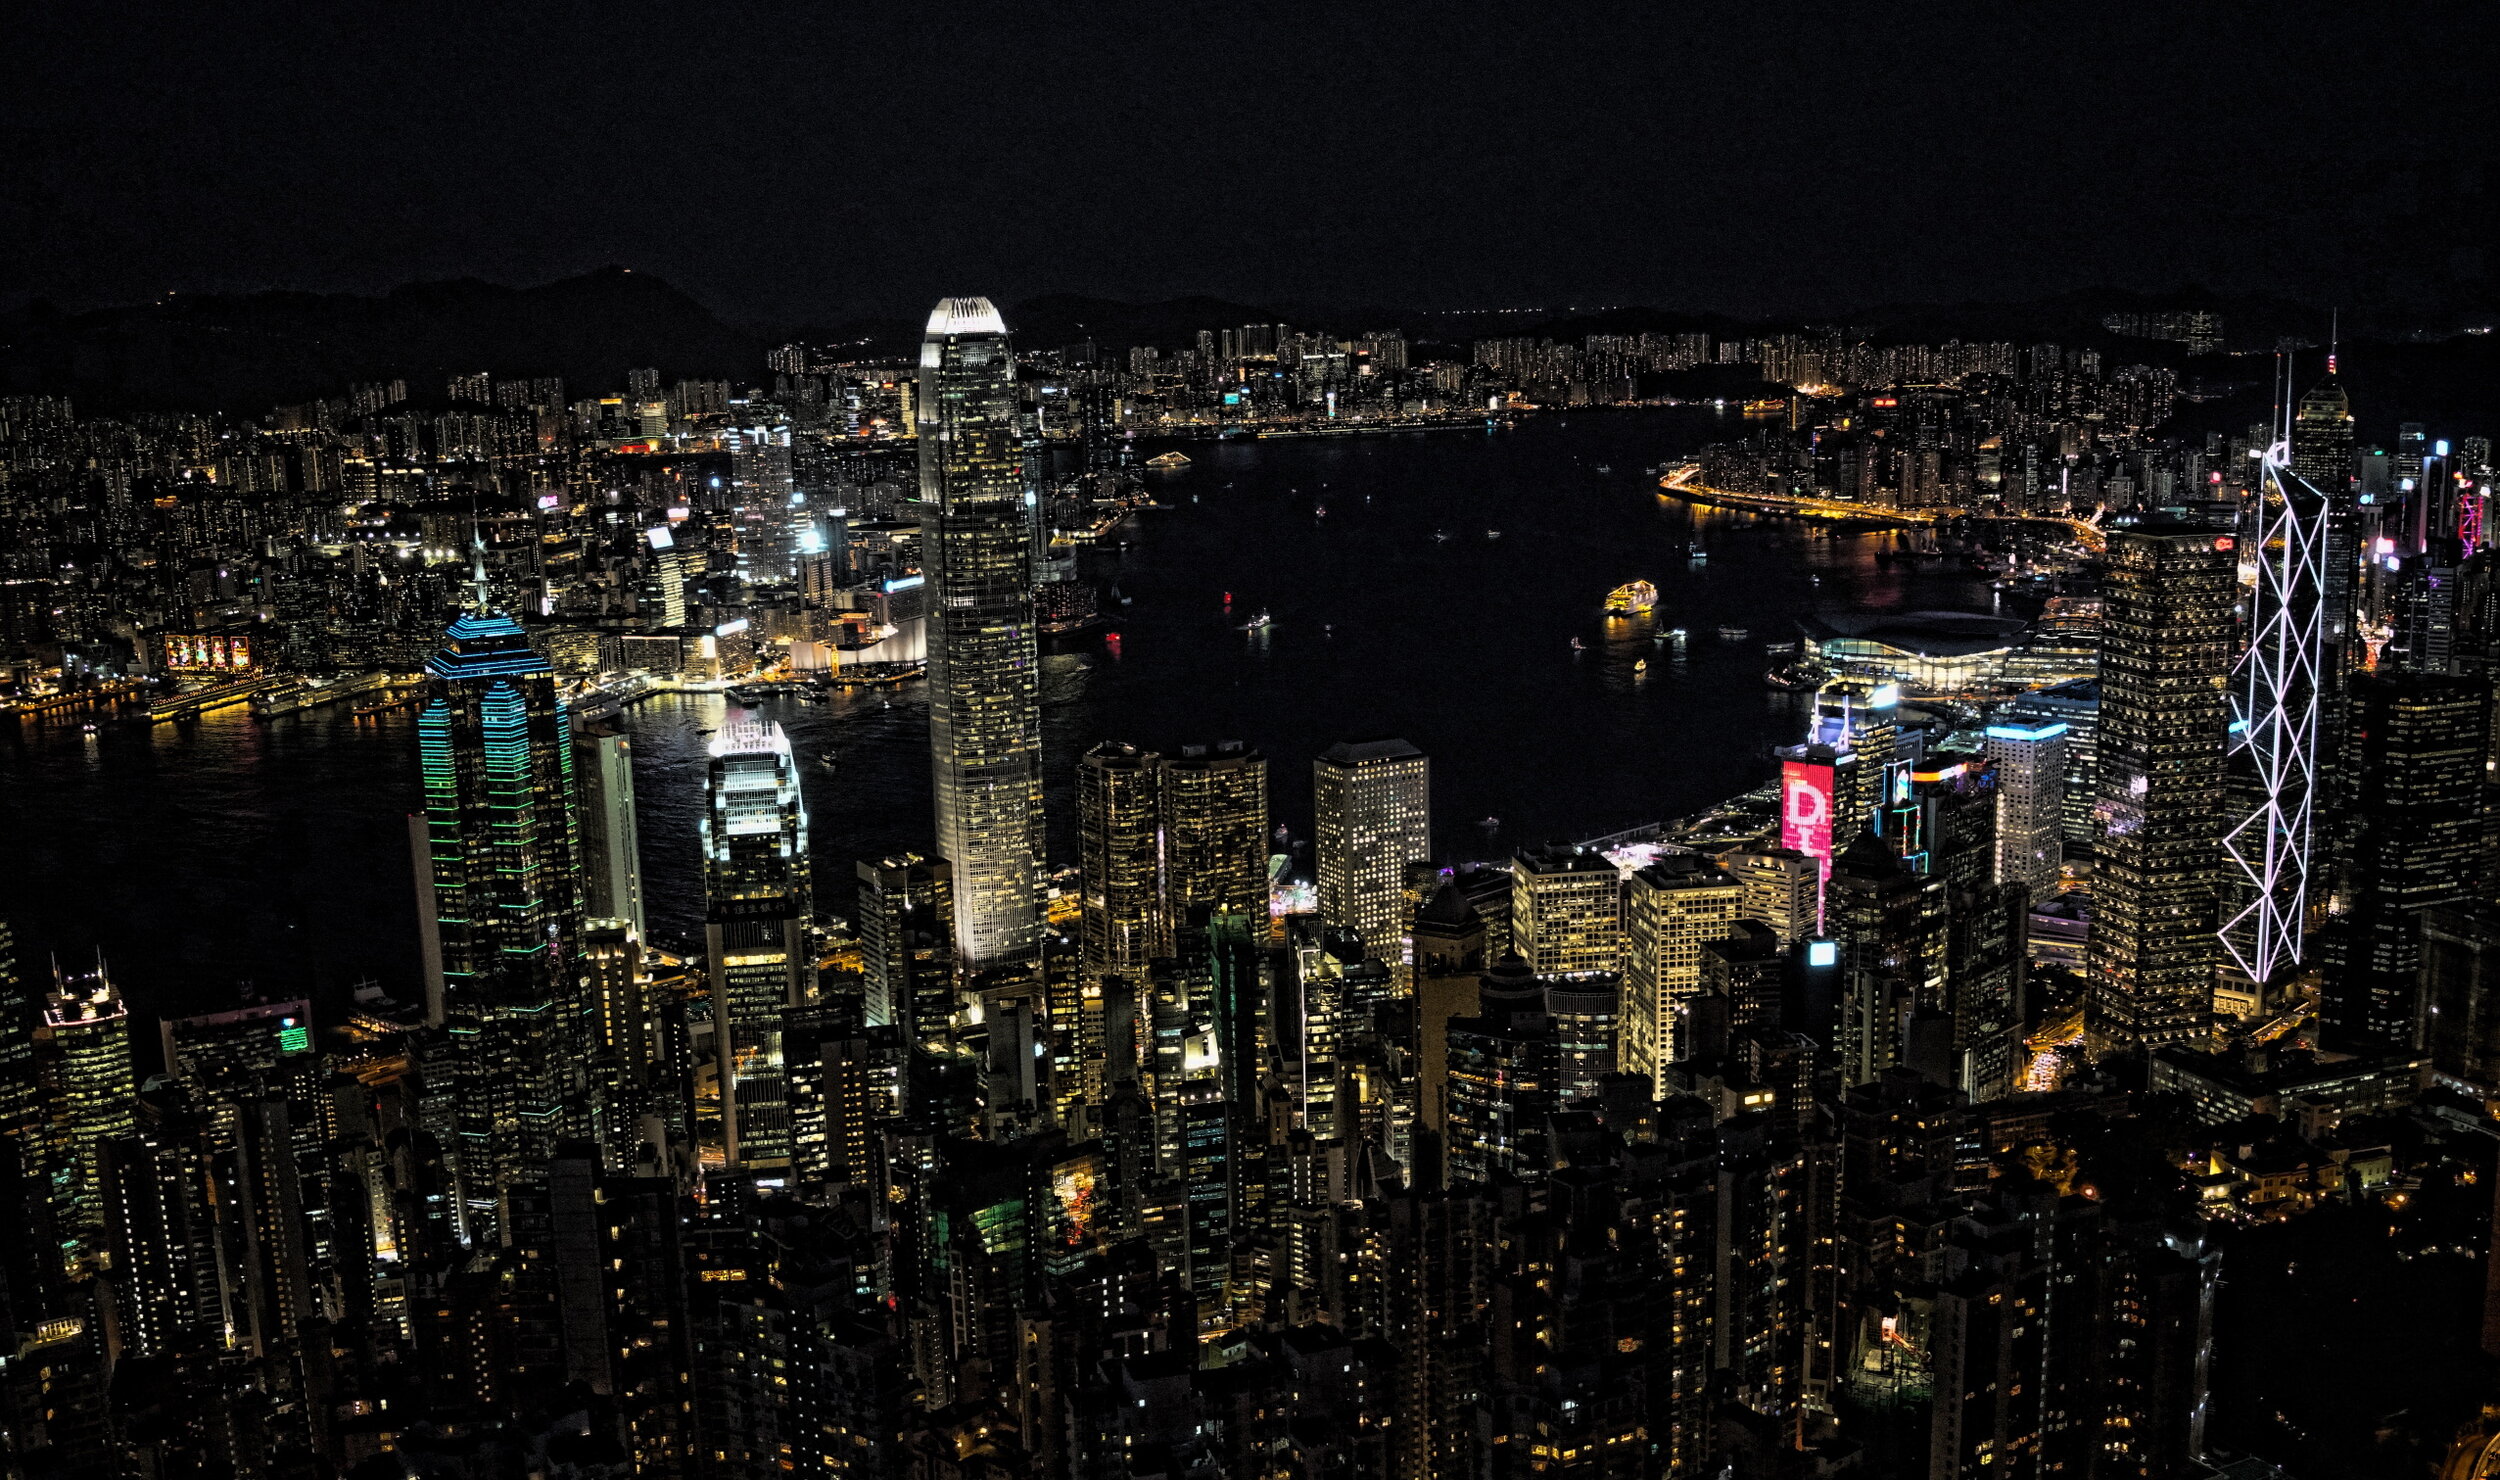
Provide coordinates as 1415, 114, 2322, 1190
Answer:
1145, 451, 1191, 470
1241, 611, 1273, 632
1604, 580, 1659, 616
1717, 625, 1750, 642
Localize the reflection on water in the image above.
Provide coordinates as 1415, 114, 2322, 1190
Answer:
0, 408, 1996, 1023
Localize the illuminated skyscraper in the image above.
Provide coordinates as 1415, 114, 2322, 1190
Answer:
1159, 742, 1270, 925
1079, 742, 1164, 988
920, 297, 1044, 973
2090, 524, 2234, 1054
2329, 671, 2488, 1048
2221, 435, 2331, 996
703, 718, 812, 1168
1509, 844, 1623, 976
0, 920, 37, 1146
1722, 846, 1819, 947
728, 420, 798, 586
1986, 721, 2069, 900
1620, 854, 1742, 1091
577, 728, 647, 939
44, 960, 134, 1264
1314, 739, 1431, 963
411, 602, 588, 1232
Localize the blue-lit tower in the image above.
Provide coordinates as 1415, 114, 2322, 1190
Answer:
410, 597, 588, 1239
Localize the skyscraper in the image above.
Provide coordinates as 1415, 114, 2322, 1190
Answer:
1313, 739, 1430, 962
44, 961, 134, 1265
411, 601, 588, 1230
1620, 854, 1742, 1090
1509, 843, 1622, 976
2090, 523, 2234, 1054
1079, 742, 1164, 988
703, 718, 812, 1168
2221, 435, 2331, 996
1986, 720, 2068, 900
1159, 742, 1270, 924
920, 297, 1044, 973
578, 727, 648, 939
2330, 671, 2488, 1048
1079, 740, 1270, 991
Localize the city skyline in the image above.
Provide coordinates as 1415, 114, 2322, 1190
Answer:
2, 266, 2497, 1480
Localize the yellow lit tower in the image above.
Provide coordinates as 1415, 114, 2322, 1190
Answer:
44, 958, 135, 1270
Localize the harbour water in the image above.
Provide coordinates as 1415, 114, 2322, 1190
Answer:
0, 407, 1999, 1023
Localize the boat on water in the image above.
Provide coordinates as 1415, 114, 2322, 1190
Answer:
1717, 625, 1750, 641
1241, 611, 1273, 632
1604, 579, 1659, 615
1688, 544, 1709, 566
1486, 529, 1502, 540
1570, 636, 1587, 652
1145, 451, 1191, 470
1477, 816, 1500, 830
1633, 657, 1649, 674
1595, 464, 1612, 474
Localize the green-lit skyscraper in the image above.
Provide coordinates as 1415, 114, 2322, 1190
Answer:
920, 297, 1044, 974
411, 603, 588, 1238
703, 716, 812, 1168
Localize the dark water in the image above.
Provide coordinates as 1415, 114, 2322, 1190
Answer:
0, 408, 1999, 1024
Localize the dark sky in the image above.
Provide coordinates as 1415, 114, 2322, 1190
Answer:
4, 2, 2491, 323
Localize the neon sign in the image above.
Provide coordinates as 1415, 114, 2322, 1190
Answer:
1781, 759, 1835, 868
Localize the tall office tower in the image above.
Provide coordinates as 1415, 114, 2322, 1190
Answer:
1775, 740, 1860, 898
1314, 739, 1431, 961
1079, 742, 1165, 988
1987, 720, 2069, 899
2005, 678, 2100, 854
0, 921, 38, 1145
2221, 436, 2332, 999
2292, 361, 2359, 663
642, 526, 693, 627
411, 601, 588, 1229
1811, 677, 1903, 840
1443, 964, 1561, 1185
1620, 854, 1742, 1090
703, 719, 812, 1169
2330, 672, 2488, 1048
1159, 741, 1270, 923
856, 854, 956, 1049
577, 728, 647, 938
920, 297, 1044, 973
1830, 837, 1930, 1084
1509, 843, 1623, 976
1541, 973, 1621, 1104
1722, 845, 1819, 946
727, 421, 798, 585
44, 962, 135, 1263
2089, 524, 2234, 1055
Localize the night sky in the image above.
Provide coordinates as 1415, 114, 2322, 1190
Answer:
4, 2, 2491, 322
